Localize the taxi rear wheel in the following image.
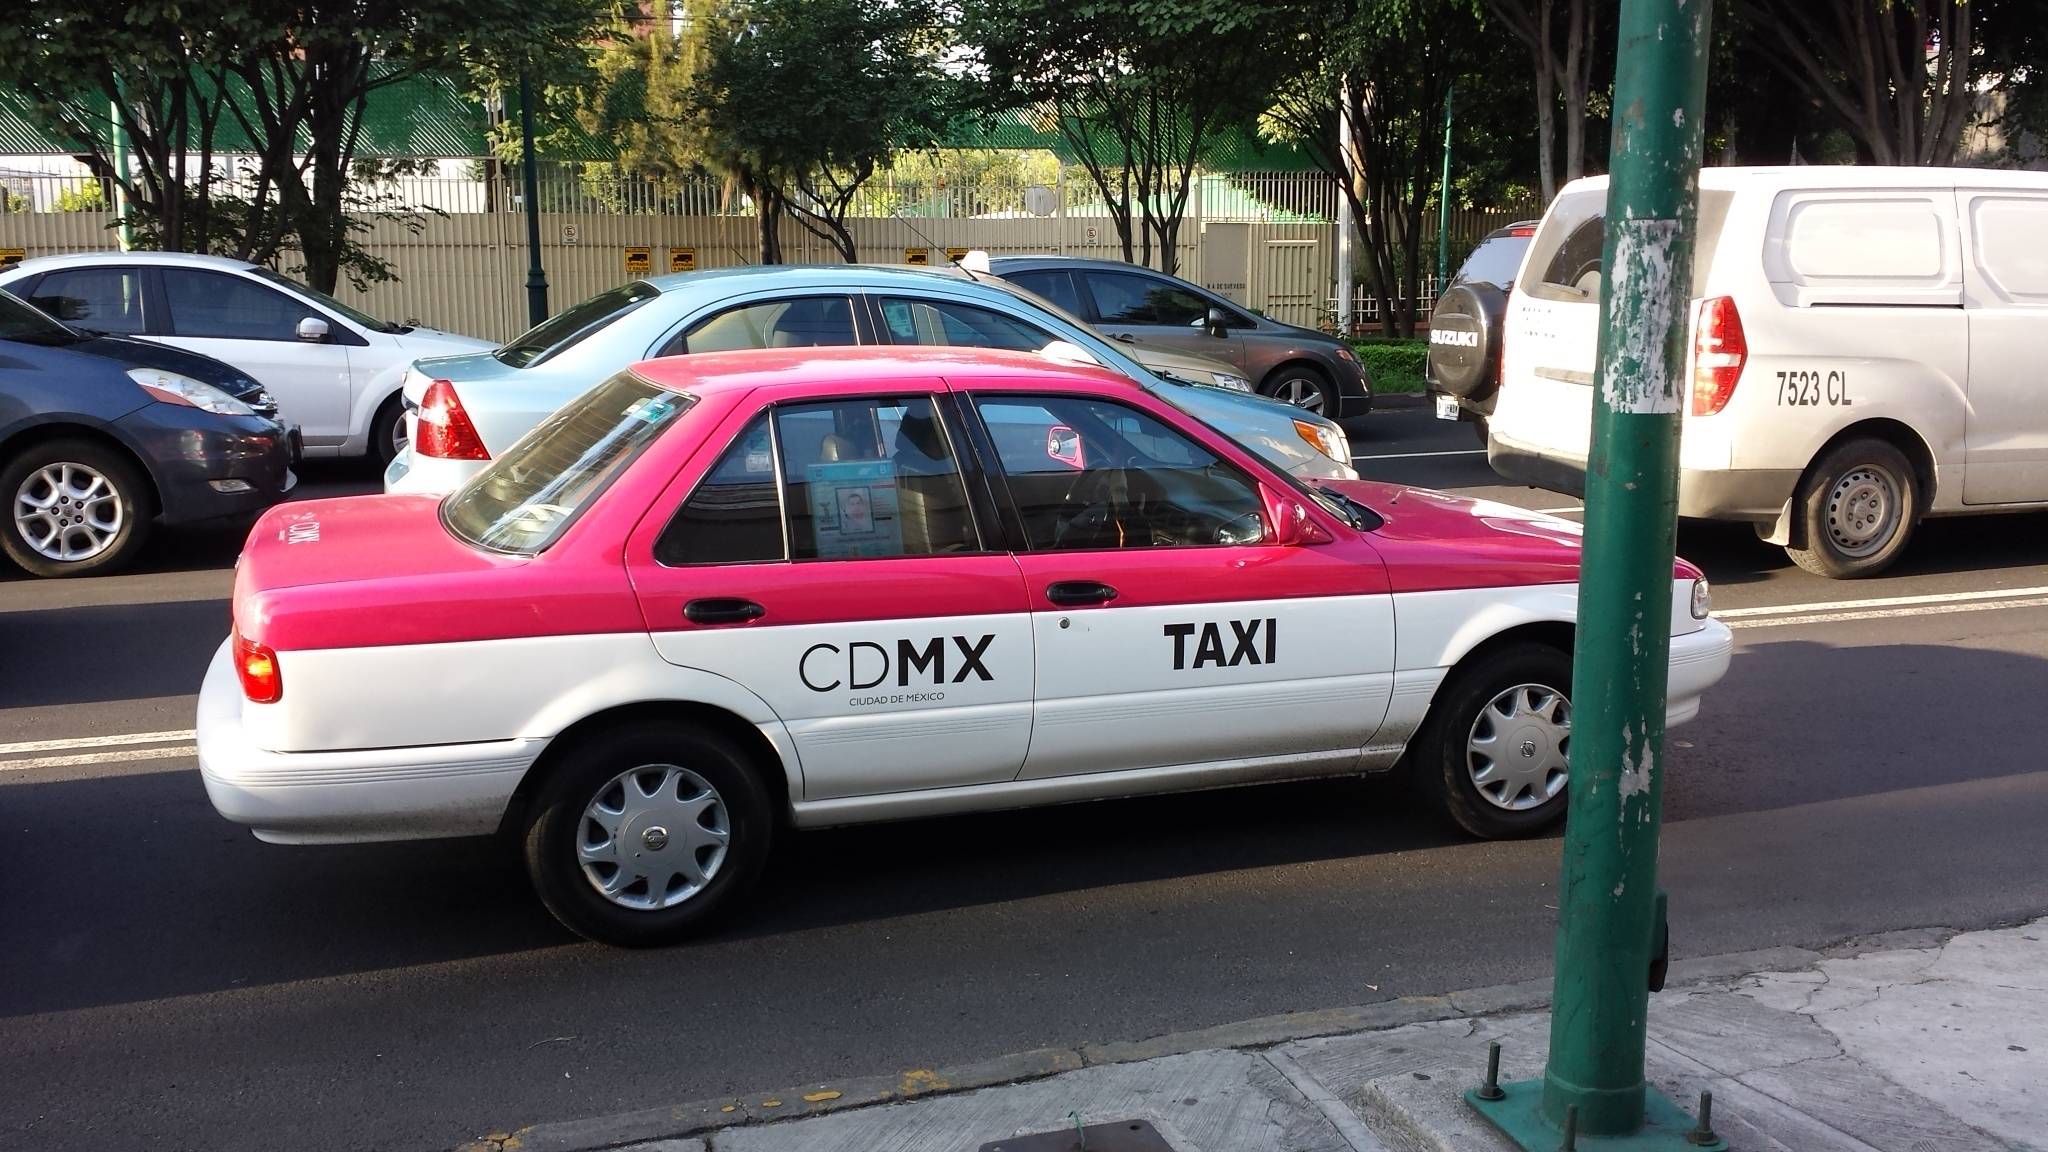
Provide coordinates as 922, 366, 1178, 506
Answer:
521, 723, 773, 946
1411, 642, 1573, 839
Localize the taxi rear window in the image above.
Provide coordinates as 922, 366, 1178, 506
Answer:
442, 371, 692, 555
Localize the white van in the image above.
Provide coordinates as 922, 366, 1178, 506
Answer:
1487, 166, 2048, 578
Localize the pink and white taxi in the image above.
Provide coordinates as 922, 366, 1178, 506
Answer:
199, 347, 1732, 945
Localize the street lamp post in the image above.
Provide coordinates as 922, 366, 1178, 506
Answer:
1467, 1, 1719, 1148
519, 71, 549, 328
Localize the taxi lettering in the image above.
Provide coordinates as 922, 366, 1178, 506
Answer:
1163, 618, 1277, 670
800, 634, 996, 692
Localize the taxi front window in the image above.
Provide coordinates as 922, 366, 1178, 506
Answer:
443, 371, 693, 555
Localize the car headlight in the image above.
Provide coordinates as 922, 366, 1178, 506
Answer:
1333, 344, 1360, 363
1293, 419, 1350, 465
1210, 371, 1252, 392
1690, 577, 1712, 620
128, 368, 254, 417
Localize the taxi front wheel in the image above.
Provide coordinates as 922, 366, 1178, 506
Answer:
1411, 642, 1573, 840
521, 723, 774, 946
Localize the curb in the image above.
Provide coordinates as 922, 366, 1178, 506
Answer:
453, 935, 1936, 1152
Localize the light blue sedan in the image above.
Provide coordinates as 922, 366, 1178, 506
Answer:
386, 265, 1356, 494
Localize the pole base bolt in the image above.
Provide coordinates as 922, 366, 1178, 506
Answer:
1685, 1090, 1717, 1146
1476, 1040, 1507, 1102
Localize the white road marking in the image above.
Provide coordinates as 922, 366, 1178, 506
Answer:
1715, 585, 2048, 619
1725, 597, 2048, 630
0, 745, 197, 773
0, 728, 197, 755
1351, 449, 1489, 461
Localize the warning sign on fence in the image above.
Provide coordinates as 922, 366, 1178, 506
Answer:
0, 247, 24, 270
903, 248, 930, 266
945, 247, 970, 264
670, 247, 697, 273
624, 246, 652, 275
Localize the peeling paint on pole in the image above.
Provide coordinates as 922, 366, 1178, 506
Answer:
1600, 219, 1684, 416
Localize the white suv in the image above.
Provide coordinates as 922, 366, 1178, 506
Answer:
0, 253, 494, 462
1487, 166, 2048, 578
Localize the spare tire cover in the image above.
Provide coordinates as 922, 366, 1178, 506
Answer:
1427, 282, 1507, 400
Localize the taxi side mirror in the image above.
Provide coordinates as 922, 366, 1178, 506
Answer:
1046, 425, 1085, 469
1262, 486, 1331, 546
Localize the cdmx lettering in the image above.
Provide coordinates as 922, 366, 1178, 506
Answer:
801, 635, 996, 692
1164, 619, 1278, 670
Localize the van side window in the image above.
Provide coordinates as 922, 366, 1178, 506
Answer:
1968, 198, 2048, 305
1523, 188, 1733, 303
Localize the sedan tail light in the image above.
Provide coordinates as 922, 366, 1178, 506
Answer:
1691, 296, 1746, 416
234, 631, 282, 703
415, 379, 491, 460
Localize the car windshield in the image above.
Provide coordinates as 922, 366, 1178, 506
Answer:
249, 266, 400, 333
0, 290, 84, 346
494, 282, 661, 369
442, 371, 694, 555
1452, 234, 1532, 289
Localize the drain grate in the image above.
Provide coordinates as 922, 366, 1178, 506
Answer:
979, 1118, 1178, 1152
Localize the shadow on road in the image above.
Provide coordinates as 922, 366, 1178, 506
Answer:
4, 635, 2046, 1020
0, 597, 231, 707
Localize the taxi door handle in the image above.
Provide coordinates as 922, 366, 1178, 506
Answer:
1045, 581, 1118, 606
684, 598, 766, 625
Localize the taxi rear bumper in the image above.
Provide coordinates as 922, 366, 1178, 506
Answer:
195, 639, 539, 844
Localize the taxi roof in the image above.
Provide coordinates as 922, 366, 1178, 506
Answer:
626, 345, 1136, 397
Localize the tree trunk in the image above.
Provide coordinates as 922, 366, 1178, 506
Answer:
1561, 0, 1589, 182
1533, 44, 1557, 202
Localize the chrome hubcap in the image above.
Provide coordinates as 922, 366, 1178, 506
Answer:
1468, 683, 1571, 811
578, 764, 730, 910
1825, 465, 1900, 557
1275, 377, 1326, 413
390, 416, 409, 455
13, 462, 124, 563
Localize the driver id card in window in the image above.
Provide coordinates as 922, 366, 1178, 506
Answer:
806, 460, 903, 558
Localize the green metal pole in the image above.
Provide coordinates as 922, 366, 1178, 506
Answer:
1546, 0, 1712, 1134
519, 72, 550, 328
1436, 81, 1454, 290
1466, 1, 1715, 1147
110, 89, 133, 251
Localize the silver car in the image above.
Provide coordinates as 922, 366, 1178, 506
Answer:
386, 265, 1355, 495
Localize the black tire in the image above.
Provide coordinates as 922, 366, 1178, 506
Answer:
370, 394, 406, 466
1471, 414, 1490, 447
1410, 642, 1573, 839
0, 438, 153, 578
1427, 282, 1509, 401
1785, 438, 1919, 579
521, 723, 774, 946
1261, 364, 1335, 416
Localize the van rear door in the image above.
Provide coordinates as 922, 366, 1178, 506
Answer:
1959, 189, 2048, 504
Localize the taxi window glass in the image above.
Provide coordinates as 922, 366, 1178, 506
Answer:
656, 413, 783, 565
680, 297, 856, 354
444, 371, 691, 554
657, 396, 978, 564
879, 298, 1053, 353
778, 396, 977, 558
975, 396, 1265, 551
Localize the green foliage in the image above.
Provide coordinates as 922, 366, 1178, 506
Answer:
52, 183, 109, 213
1350, 338, 1429, 394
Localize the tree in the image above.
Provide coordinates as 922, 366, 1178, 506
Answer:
1266, 0, 1492, 337
1484, 0, 1607, 201
964, 0, 1303, 276
1732, 0, 2048, 166
690, 0, 956, 262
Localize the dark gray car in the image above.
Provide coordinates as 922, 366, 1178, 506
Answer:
0, 290, 295, 577
989, 256, 1375, 418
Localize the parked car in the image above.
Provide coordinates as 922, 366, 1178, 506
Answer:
198, 346, 1730, 945
0, 289, 295, 577
384, 265, 1356, 496
1424, 220, 1539, 440
987, 255, 1375, 418
1488, 166, 2048, 578
0, 252, 493, 463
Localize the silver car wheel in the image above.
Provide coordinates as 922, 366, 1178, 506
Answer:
390, 414, 410, 457
578, 764, 730, 910
1823, 464, 1901, 559
1467, 683, 1571, 811
1274, 376, 1327, 414
13, 461, 125, 563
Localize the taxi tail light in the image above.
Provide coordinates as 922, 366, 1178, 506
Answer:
415, 379, 491, 460
234, 632, 282, 704
1691, 296, 1746, 416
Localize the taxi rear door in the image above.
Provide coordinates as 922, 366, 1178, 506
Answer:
624, 380, 1034, 801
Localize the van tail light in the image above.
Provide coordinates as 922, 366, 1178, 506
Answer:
234, 631, 282, 704
1691, 296, 1746, 416
415, 379, 491, 460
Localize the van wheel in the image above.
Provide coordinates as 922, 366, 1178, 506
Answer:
1, 439, 152, 578
1785, 439, 1918, 579
1410, 642, 1573, 839
521, 723, 773, 946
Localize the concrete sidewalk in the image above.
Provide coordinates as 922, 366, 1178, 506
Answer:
466, 918, 2046, 1152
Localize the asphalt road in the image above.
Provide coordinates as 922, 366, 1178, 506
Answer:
7, 405, 2048, 1152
